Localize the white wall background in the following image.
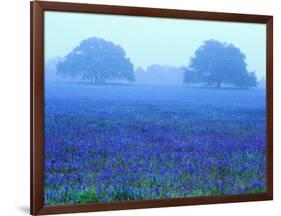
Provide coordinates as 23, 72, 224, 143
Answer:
0, 0, 279, 215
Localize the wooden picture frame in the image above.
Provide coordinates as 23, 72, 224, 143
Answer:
31, 1, 273, 215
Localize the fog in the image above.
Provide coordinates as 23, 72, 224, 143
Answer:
44, 11, 267, 87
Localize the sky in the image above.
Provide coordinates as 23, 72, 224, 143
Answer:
45, 11, 266, 79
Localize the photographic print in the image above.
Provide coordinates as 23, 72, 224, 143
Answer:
43, 11, 267, 205
31, 2, 273, 214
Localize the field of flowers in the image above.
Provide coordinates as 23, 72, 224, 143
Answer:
44, 82, 266, 205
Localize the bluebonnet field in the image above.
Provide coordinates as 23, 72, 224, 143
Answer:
44, 82, 266, 205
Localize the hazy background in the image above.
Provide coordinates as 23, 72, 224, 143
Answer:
44, 11, 266, 85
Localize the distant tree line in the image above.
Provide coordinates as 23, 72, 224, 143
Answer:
135, 65, 183, 86
56, 37, 258, 88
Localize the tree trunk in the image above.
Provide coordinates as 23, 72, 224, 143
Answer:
94, 74, 99, 84
216, 81, 221, 88
90, 76, 94, 84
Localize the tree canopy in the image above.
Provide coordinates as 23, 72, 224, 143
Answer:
57, 37, 135, 84
184, 40, 257, 88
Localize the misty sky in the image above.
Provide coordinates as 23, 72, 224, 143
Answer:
45, 11, 266, 79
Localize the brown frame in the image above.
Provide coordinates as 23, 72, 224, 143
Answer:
30, 1, 273, 215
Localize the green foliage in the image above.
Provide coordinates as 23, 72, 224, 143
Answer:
111, 188, 136, 200
74, 189, 98, 203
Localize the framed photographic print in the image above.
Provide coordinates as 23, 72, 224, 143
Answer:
30, 1, 273, 215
